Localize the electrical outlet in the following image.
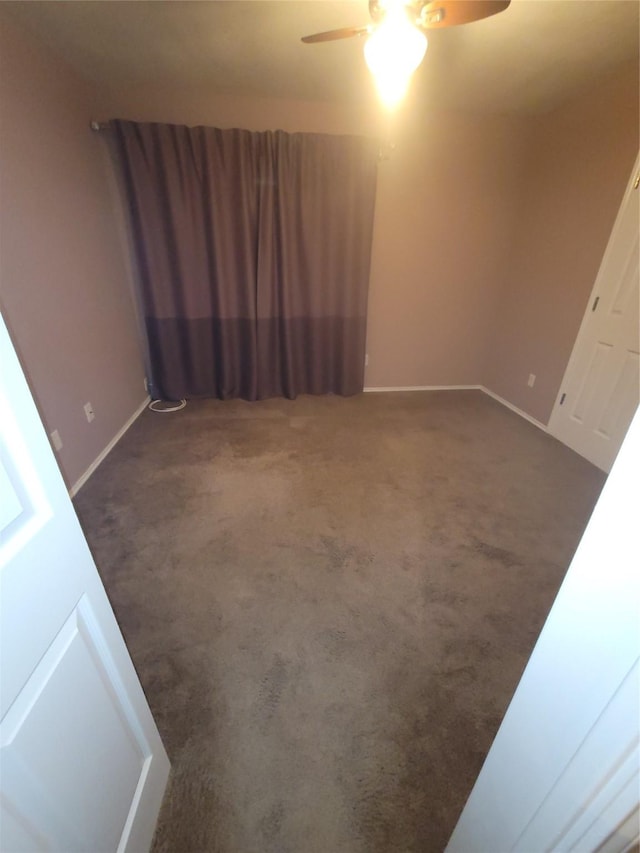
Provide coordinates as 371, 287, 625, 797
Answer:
84, 402, 95, 423
50, 429, 63, 451
527, 374, 536, 388
365, 354, 369, 367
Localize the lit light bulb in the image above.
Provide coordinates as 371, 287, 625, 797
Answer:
364, 5, 427, 108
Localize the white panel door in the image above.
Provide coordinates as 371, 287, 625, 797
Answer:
446, 408, 640, 853
548, 154, 639, 473
0, 312, 169, 852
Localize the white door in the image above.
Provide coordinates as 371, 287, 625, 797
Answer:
446, 408, 640, 852
0, 312, 169, 852
548, 154, 639, 473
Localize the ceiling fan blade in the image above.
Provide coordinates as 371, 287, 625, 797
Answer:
301, 26, 371, 44
420, 0, 510, 29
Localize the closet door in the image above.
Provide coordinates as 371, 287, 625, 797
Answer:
548, 154, 639, 473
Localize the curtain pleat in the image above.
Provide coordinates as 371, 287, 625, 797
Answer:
113, 120, 378, 401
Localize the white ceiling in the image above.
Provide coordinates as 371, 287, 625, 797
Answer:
4, 0, 639, 114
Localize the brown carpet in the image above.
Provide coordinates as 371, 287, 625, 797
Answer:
73, 390, 605, 853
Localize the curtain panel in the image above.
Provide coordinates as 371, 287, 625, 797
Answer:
112, 120, 378, 401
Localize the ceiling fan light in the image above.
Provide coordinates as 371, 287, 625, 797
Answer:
364, 8, 427, 106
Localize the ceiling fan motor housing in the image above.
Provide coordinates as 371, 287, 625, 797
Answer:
369, 0, 429, 26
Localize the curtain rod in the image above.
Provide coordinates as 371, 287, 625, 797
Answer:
89, 119, 391, 159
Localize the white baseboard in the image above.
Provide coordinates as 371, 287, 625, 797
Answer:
363, 384, 548, 433
70, 396, 150, 497
68, 387, 546, 498
364, 385, 482, 392
479, 386, 548, 432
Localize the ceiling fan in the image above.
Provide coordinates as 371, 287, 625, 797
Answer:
302, 0, 511, 105
301, 0, 511, 45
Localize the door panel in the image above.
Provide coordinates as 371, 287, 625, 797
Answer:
1, 601, 147, 852
573, 341, 612, 423
549, 155, 639, 472
597, 352, 639, 439
611, 236, 639, 315
0, 312, 169, 852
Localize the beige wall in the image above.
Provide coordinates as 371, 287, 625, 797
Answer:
0, 12, 146, 488
96, 83, 527, 389
366, 106, 526, 387
484, 62, 639, 423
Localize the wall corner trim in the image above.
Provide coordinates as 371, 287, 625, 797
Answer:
69, 396, 150, 498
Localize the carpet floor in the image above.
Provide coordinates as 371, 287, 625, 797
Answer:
74, 390, 605, 853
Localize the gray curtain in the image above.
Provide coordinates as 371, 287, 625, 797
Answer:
112, 120, 378, 401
